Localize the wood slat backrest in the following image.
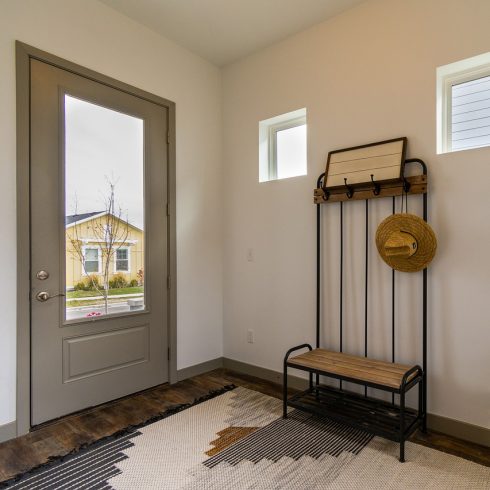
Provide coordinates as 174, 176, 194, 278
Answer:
324, 137, 407, 189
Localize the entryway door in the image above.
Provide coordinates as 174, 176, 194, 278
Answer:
30, 59, 169, 425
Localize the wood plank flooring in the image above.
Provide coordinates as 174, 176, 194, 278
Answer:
0, 368, 488, 483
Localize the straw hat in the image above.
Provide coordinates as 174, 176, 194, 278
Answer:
376, 213, 437, 272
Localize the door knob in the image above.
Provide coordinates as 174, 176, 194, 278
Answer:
36, 291, 66, 302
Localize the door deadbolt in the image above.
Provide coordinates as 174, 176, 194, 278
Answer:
36, 270, 50, 280
36, 291, 65, 302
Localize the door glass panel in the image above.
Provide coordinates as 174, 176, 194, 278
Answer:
64, 95, 145, 321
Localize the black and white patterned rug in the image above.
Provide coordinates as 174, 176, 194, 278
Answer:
3, 387, 489, 489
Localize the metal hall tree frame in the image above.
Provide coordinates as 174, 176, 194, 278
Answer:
283, 156, 428, 463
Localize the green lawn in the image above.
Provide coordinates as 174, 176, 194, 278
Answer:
67, 286, 143, 299
67, 296, 144, 307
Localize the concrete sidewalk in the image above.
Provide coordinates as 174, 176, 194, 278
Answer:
65, 293, 144, 302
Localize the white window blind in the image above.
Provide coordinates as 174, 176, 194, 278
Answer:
452, 75, 490, 151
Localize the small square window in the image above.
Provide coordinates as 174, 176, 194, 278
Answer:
259, 108, 307, 182
437, 52, 490, 153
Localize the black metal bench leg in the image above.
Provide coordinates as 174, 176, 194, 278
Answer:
419, 376, 427, 434
399, 389, 406, 463
283, 362, 288, 419
282, 344, 312, 419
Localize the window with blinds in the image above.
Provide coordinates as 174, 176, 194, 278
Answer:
451, 75, 490, 151
437, 52, 490, 154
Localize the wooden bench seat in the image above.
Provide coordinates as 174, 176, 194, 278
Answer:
287, 348, 418, 390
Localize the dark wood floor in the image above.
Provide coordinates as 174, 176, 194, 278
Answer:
0, 368, 488, 483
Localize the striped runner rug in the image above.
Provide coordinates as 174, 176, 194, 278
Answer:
2, 387, 489, 489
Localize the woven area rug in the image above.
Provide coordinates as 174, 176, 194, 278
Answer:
3, 386, 489, 489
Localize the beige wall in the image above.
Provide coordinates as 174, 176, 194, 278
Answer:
222, 0, 490, 429
0, 0, 223, 426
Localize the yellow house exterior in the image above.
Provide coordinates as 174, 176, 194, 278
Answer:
65, 211, 144, 290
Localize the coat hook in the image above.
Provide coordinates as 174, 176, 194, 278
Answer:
402, 176, 411, 193
344, 178, 354, 199
370, 174, 381, 196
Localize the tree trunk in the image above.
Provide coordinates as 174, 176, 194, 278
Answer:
104, 283, 109, 314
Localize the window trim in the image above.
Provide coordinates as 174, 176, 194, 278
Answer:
259, 108, 307, 182
437, 52, 490, 154
268, 116, 306, 181
114, 246, 131, 273
82, 245, 102, 275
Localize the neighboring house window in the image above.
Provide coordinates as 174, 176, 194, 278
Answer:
437, 52, 490, 153
259, 108, 307, 182
83, 247, 101, 274
115, 247, 130, 272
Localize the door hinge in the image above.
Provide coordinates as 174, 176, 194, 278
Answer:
167, 275, 171, 289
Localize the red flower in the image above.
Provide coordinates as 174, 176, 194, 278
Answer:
86, 311, 102, 317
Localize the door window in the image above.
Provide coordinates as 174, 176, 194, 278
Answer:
64, 95, 145, 320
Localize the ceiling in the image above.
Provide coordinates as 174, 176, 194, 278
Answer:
98, 0, 366, 66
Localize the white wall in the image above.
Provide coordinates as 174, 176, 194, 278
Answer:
222, 0, 490, 429
2, 0, 489, 434
0, 0, 223, 426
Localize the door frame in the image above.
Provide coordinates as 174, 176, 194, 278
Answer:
16, 41, 177, 436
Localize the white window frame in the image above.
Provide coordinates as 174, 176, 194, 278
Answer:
268, 116, 306, 181
82, 245, 102, 275
114, 246, 131, 273
259, 108, 307, 182
437, 52, 490, 154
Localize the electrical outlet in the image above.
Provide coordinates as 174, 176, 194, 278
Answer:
247, 329, 255, 343
246, 248, 254, 262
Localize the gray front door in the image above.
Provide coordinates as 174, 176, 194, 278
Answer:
30, 59, 169, 425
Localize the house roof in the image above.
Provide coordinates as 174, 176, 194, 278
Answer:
65, 211, 142, 232
65, 211, 105, 226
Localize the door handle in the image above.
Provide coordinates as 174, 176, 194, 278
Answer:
36, 291, 66, 302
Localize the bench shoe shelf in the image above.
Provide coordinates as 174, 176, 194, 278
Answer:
283, 154, 429, 463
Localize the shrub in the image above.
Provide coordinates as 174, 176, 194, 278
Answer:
137, 268, 144, 286
86, 274, 101, 291
73, 276, 100, 292
109, 273, 128, 289
129, 279, 138, 287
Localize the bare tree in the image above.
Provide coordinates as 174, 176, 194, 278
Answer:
67, 179, 130, 314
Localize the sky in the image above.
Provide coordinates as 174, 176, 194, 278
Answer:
65, 95, 145, 230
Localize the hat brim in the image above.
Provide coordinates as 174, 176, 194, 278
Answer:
376, 214, 437, 272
